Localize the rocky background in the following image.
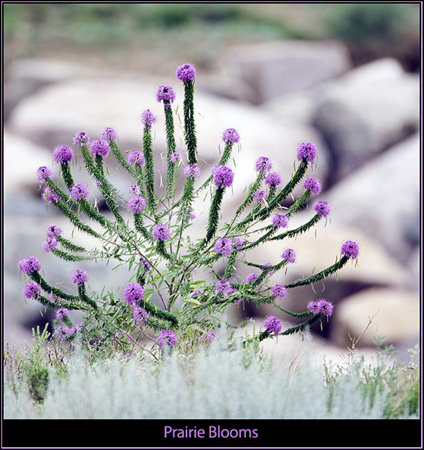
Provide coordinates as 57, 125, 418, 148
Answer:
4, 4, 421, 361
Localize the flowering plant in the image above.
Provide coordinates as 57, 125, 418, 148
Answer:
18, 63, 359, 356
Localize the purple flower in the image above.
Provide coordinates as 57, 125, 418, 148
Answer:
176, 63, 196, 82
156, 84, 176, 103
54, 145, 73, 163
262, 262, 275, 276
253, 190, 268, 204
139, 259, 151, 271
18, 256, 41, 274
271, 284, 287, 299
231, 237, 244, 249
128, 184, 141, 195
304, 178, 321, 195
341, 240, 359, 259
56, 307, 69, 320
42, 187, 59, 204
101, 127, 118, 142
95, 180, 102, 186
73, 132, 90, 146
158, 329, 177, 348
222, 128, 240, 144
264, 316, 282, 335
265, 172, 281, 187
183, 164, 200, 179
90, 139, 110, 157
272, 214, 289, 229
46, 225, 62, 238
170, 152, 182, 163
191, 289, 203, 298
42, 237, 58, 253
314, 200, 331, 218
129, 195, 147, 213
141, 109, 157, 129
133, 307, 149, 324
212, 165, 234, 189
282, 248, 296, 263
307, 301, 321, 315
297, 142, 317, 163
214, 238, 232, 256
72, 269, 88, 286
318, 299, 334, 317
255, 157, 272, 174
152, 224, 171, 241
36, 166, 52, 183
70, 183, 89, 201
216, 280, 232, 294
247, 273, 259, 283
123, 282, 145, 306
23, 282, 41, 299
128, 151, 145, 166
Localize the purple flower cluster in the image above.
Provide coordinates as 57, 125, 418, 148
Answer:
297, 142, 317, 163
152, 224, 171, 241
141, 109, 157, 129
70, 183, 89, 201
123, 282, 145, 306
253, 190, 268, 204
215, 280, 236, 297
184, 164, 200, 179
158, 329, 177, 348
314, 200, 331, 218
307, 299, 333, 317
265, 172, 281, 187
214, 238, 232, 256
156, 85, 176, 103
55, 323, 82, 339
272, 214, 289, 229
176, 63, 196, 82
231, 237, 244, 249
128, 184, 141, 195
101, 127, 118, 142
42, 237, 58, 253
90, 140, 110, 157
46, 225, 62, 238
129, 195, 147, 213
73, 132, 90, 146
264, 316, 282, 335
303, 178, 321, 195
170, 152, 183, 163
222, 128, 240, 145
42, 187, 59, 205
72, 269, 88, 286
23, 282, 41, 299
56, 307, 69, 320
271, 284, 287, 299
133, 307, 149, 325
282, 248, 296, 263
247, 273, 259, 283
54, 145, 73, 163
341, 240, 359, 259
212, 165, 234, 189
128, 151, 145, 166
18, 256, 41, 274
255, 157, 272, 174
36, 166, 52, 183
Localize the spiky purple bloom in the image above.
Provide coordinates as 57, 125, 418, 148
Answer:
139, 258, 151, 271
70, 183, 89, 201
184, 164, 200, 179
271, 284, 287, 299
56, 307, 69, 320
42, 237, 58, 253
128, 184, 141, 195
264, 316, 282, 335
23, 282, 41, 299
129, 195, 147, 213
54, 145, 73, 163
304, 178, 321, 195
341, 240, 359, 260
176, 63, 196, 82
318, 299, 334, 317
73, 132, 90, 146
90, 140, 110, 157
265, 172, 282, 187
18, 256, 41, 274
101, 127, 118, 142
42, 187, 59, 204
307, 301, 321, 315
156, 84, 176, 103
152, 224, 171, 241
141, 109, 157, 129
282, 248, 296, 263
128, 151, 145, 166
46, 225, 62, 238
314, 200, 331, 218
255, 157, 272, 174
133, 307, 149, 324
123, 282, 145, 306
170, 152, 183, 163
222, 128, 240, 144
214, 238, 232, 256
247, 273, 259, 283
36, 166, 52, 183
212, 165, 234, 189
158, 330, 177, 348
72, 269, 88, 286
272, 214, 289, 229
297, 142, 317, 163
253, 190, 268, 204
231, 237, 244, 249
216, 280, 232, 294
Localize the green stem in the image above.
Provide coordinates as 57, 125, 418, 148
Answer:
183, 80, 197, 165
143, 127, 157, 214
